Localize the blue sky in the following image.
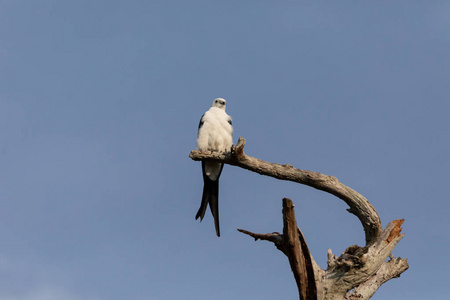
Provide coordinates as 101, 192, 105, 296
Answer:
0, 1, 449, 299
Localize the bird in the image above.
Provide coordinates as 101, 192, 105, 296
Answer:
195, 98, 233, 237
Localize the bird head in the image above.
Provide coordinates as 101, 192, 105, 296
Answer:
211, 98, 226, 110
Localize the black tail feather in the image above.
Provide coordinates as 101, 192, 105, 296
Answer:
208, 182, 220, 237
195, 181, 212, 221
196, 177, 220, 237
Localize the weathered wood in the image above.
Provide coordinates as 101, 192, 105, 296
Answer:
190, 137, 382, 246
238, 200, 408, 300
345, 254, 409, 299
282, 198, 317, 300
190, 137, 408, 299
238, 198, 317, 300
324, 219, 407, 299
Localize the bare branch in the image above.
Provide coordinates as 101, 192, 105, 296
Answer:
237, 198, 408, 300
236, 229, 283, 245
282, 198, 317, 300
191, 138, 408, 299
190, 137, 382, 245
239, 198, 317, 300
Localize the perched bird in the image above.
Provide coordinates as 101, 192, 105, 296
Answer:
196, 98, 233, 237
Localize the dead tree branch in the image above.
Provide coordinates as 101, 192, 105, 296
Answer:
238, 201, 408, 300
190, 137, 382, 245
189, 137, 408, 299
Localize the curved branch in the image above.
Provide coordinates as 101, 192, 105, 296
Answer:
189, 137, 382, 245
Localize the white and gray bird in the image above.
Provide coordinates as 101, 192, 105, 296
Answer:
196, 98, 233, 237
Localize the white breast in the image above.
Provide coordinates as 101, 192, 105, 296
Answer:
197, 107, 233, 152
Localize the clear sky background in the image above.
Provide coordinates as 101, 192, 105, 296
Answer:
0, 1, 449, 299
